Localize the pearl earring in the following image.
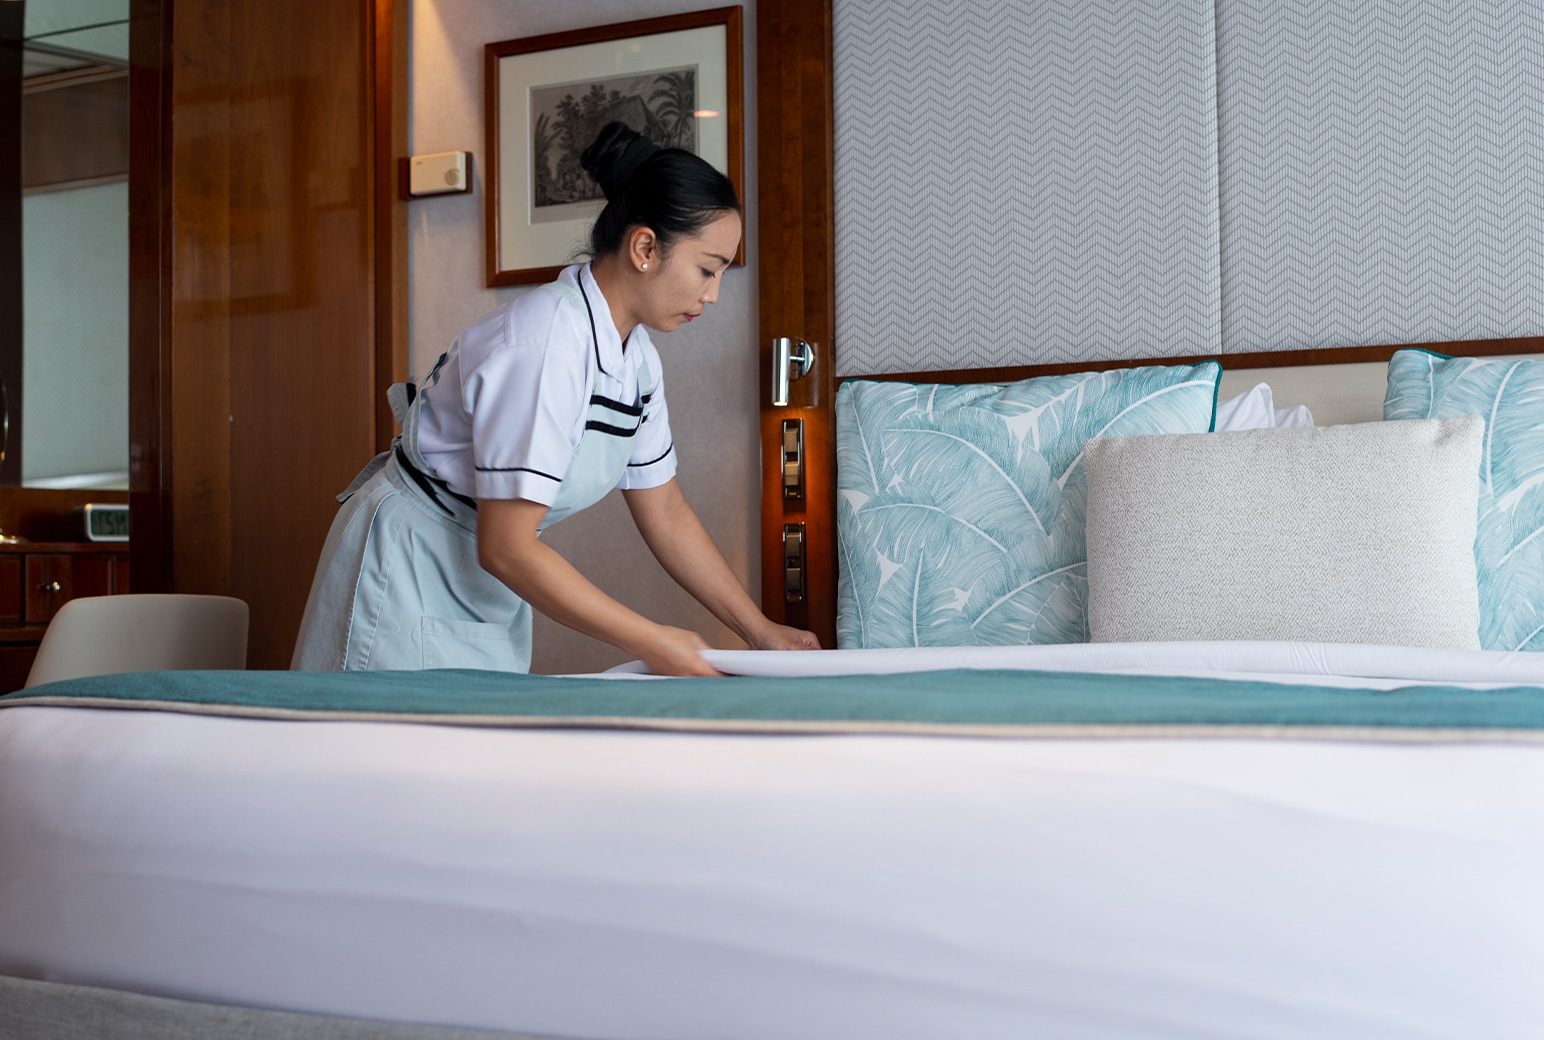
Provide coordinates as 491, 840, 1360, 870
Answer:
641, 262, 648, 270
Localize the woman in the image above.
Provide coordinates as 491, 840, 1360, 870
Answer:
292, 123, 818, 676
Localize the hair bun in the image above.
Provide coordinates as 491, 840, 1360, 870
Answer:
580, 121, 660, 199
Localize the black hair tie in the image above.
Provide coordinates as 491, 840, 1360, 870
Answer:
606, 136, 661, 196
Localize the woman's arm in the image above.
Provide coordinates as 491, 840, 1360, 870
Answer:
622, 479, 821, 651
477, 498, 721, 676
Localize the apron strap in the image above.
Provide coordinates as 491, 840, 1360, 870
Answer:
393, 444, 478, 515
337, 450, 391, 503
544, 278, 586, 313
340, 382, 423, 504
637, 355, 654, 401
387, 382, 415, 426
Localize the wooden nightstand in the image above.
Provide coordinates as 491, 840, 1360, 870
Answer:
0, 542, 131, 692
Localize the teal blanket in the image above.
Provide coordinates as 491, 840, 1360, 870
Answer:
4, 668, 1544, 741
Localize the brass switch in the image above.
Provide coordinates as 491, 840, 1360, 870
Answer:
781, 418, 804, 499
783, 523, 806, 603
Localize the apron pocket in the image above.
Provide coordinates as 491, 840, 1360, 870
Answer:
420, 616, 521, 671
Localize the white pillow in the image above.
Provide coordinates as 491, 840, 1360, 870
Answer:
1213, 383, 1275, 431
1214, 382, 1315, 432
1274, 403, 1313, 428
1083, 417, 1483, 649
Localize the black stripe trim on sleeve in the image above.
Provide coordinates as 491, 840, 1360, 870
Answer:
628, 443, 675, 468
474, 465, 563, 481
589, 394, 643, 417
584, 419, 640, 438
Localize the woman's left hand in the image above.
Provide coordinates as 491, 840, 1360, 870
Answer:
747, 621, 822, 651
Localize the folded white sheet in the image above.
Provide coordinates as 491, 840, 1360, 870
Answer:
696, 641, 1544, 689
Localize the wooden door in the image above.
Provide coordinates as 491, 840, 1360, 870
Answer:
129, 0, 406, 669
756, 0, 838, 648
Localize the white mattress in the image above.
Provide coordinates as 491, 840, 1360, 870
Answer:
3, 649, 1544, 1038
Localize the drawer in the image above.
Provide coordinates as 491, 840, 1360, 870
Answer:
25, 554, 115, 625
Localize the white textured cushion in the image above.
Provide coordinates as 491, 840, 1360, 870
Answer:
1083, 417, 1483, 649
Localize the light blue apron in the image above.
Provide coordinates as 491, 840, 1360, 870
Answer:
290, 280, 652, 672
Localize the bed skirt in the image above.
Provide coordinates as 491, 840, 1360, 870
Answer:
0, 975, 561, 1040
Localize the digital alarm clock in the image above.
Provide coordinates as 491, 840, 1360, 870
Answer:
74, 503, 130, 543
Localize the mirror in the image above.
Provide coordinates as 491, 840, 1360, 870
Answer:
5, 0, 128, 491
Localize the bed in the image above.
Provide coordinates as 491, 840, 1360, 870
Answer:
4, 647, 1544, 1038
6, 347, 1544, 1039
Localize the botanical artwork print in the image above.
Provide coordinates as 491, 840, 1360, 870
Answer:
1385, 350, 1544, 651
531, 67, 698, 212
835, 364, 1221, 649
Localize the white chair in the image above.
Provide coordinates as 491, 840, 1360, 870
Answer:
24, 594, 249, 688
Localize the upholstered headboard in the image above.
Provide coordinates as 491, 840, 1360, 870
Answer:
756, 0, 1544, 647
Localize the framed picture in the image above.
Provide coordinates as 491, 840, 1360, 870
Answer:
485, 7, 744, 287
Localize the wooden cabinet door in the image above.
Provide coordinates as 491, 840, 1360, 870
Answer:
25, 554, 114, 625
0, 557, 21, 625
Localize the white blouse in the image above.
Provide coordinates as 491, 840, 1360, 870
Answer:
414, 264, 677, 504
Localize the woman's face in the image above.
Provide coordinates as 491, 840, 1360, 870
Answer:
641, 211, 742, 333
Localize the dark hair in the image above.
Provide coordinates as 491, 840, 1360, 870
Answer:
579, 121, 741, 259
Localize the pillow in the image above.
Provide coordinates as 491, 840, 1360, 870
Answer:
1083, 418, 1483, 649
1385, 350, 1544, 651
1215, 382, 1315, 431
1213, 383, 1274, 431
835, 362, 1221, 648
1274, 403, 1314, 428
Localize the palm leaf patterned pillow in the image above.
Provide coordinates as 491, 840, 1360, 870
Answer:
835, 362, 1221, 648
1385, 349, 1544, 651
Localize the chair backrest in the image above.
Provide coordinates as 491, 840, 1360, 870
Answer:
24, 594, 249, 688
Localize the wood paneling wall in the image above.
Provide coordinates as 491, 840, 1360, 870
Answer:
0, 6, 22, 489
757, 0, 837, 646
130, 0, 405, 669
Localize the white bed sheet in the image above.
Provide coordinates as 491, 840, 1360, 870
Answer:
698, 640, 1544, 689
3, 674, 1544, 1038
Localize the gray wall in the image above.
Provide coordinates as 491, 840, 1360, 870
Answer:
408, 0, 760, 673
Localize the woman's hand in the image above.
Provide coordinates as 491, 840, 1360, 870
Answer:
747, 620, 822, 651
640, 625, 723, 677
624, 483, 823, 657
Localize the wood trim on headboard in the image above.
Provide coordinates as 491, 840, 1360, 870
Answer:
844, 335, 1544, 386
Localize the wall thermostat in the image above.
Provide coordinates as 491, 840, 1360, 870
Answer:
403, 151, 472, 198
74, 503, 130, 543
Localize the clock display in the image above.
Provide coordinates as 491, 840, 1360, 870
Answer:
75, 504, 130, 542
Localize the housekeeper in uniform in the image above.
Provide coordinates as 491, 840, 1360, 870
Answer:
292, 123, 819, 676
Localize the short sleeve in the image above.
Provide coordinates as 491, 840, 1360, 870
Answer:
616, 344, 678, 491
463, 303, 588, 505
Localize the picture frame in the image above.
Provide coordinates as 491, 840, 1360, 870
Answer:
485, 7, 744, 288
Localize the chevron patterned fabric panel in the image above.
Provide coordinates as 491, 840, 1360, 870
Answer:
1216, 1, 1544, 352
831, 0, 1222, 376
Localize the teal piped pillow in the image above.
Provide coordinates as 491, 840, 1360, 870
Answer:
835, 362, 1222, 648
1384, 349, 1544, 651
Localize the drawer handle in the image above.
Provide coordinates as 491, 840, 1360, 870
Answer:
42, 581, 61, 593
